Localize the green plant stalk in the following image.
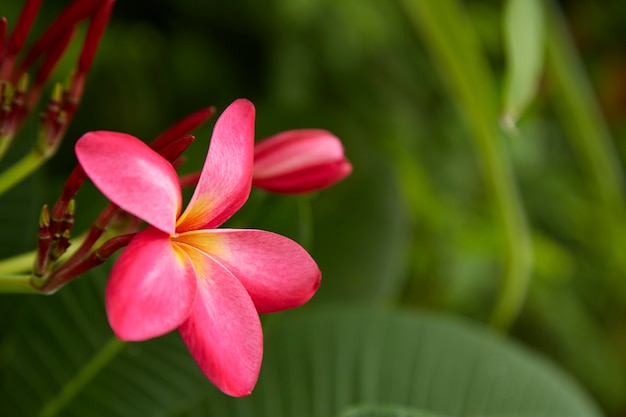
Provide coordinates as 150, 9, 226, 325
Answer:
37, 337, 126, 417
544, 2, 626, 278
0, 147, 47, 196
545, 3, 624, 203
0, 134, 15, 163
399, 0, 533, 330
0, 233, 88, 276
297, 194, 314, 251
0, 250, 37, 275
0, 274, 39, 293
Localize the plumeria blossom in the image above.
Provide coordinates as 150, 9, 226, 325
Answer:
252, 129, 352, 194
75, 99, 321, 396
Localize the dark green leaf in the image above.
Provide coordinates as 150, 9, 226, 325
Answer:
339, 405, 447, 417
1, 283, 603, 417
177, 309, 602, 417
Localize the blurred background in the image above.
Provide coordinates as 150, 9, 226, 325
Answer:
1, 0, 626, 416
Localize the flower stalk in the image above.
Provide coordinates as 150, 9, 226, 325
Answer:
0, 274, 39, 294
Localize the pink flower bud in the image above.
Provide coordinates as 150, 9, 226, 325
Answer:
252, 129, 352, 194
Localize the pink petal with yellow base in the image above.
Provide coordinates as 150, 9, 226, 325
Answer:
75, 131, 182, 235
177, 245, 262, 397
177, 99, 256, 233
175, 229, 321, 313
106, 227, 197, 341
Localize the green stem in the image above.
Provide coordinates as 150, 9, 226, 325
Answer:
0, 274, 40, 294
0, 233, 87, 276
545, 2, 625, 203
0, 134, 15, 163
37, 337, 126, 417
297, 195, 314, 251
398, 0, 533, 330
0, 147, 47, 196
0, 250, 36, 275
544, 1, 626, 284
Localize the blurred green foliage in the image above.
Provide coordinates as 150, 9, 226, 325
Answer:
1, 0, 626, 416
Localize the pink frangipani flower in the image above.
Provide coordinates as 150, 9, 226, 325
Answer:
252, 129, 352, 194
75, 99, 321, 396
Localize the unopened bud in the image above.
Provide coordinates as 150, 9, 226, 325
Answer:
156, 135, 196, 163
34, 204, 53, 277
0, 18, 7, 64
78, 0, 114, 74
150, 107, 215, 151
37, 83, 66, 153
50, 229, 71, 261
252, 129, 352, 194
51, 165, 87, 222
61, 199, 75, 232
16, 72, 29, 93
39, 203, 50, 228
29, 27, 75, 109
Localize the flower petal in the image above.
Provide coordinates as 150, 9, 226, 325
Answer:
176, 99, 255, 233
177, 245, 262, 397
175, 229, 321, 313
76, 131, 182, 234
106, 227, 197, 341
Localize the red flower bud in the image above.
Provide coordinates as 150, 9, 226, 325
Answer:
252, 129, 352, 194
150, 106, 215, 151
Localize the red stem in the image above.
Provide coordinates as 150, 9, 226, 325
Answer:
51, 165, 87, 224
28, 27, 76, 109
17, 0, 100, 76
78, 0, 114, 74
56, 202, 120, 271
43, 232, 135, 293
0, 17, 7, 65
0, 0, 41, 79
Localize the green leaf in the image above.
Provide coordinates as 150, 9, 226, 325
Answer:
0, 268, 210, 417
1, 279, 603, 417
177, 309, 602, 417
339, 405, 447, 417
502, 0, 546, 126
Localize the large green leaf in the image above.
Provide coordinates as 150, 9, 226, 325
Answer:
339, 405, 447, 417
0, 275, 602, 417
174, 309, 602, 417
